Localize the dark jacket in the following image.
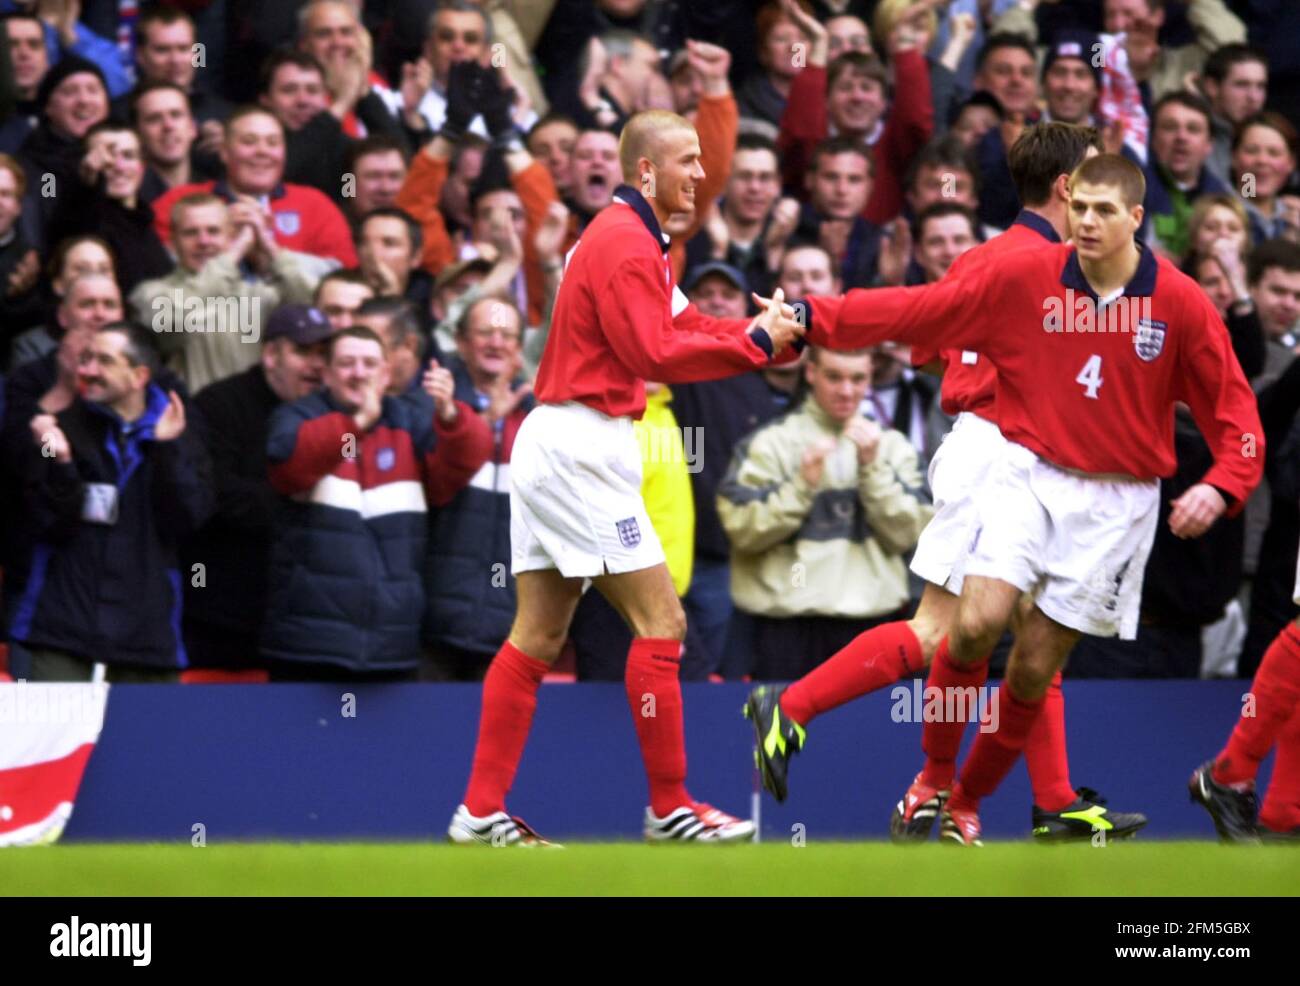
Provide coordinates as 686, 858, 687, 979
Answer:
286, 99, 409, 204
0, 99, 37, 155
16, 121, 84, 252
684, 216, 776, 299
1137, 299, 1268, 627
670, 372, 793, 563
423, 359, 535, 656
47, 178, 174, 294
0, 229, 43, 365
182, 364, 283, 663
793, 203, 883, 289
736, 72, 786, 130
262, 387, 492, 671
1242, 356, 1300, 672
6, 384, 215, 667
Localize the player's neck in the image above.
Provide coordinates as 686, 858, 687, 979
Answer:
1079, 241, 1142, 297
648, 198, 675, 231
1026, 201, 1069, 241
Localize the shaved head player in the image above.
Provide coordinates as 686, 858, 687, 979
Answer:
449, 111, 804, 845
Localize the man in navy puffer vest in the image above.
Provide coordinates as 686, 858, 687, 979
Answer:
263, 324, 492, 680
422, 296, 535, 680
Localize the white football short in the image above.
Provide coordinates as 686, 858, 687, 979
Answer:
510, 401, 666, 578
963, 440, 1160, 640
910, 411, 1006, 595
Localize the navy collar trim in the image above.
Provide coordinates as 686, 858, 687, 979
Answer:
612, 184, 670, 254
1011, 209, 1060, 243
213, 179, 287, 203
1060, 240, 1158, 299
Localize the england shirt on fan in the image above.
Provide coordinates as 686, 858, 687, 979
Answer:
150, 179, 358, 268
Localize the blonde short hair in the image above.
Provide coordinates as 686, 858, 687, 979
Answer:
618, 110, 696, 182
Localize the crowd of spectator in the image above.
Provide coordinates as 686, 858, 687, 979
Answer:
0, 0, 1297, 684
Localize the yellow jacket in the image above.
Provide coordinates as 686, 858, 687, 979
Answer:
636, 387, 694, 596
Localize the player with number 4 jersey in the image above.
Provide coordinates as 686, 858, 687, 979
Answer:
774, 153, 1262, 844
744, 125, 1142, 843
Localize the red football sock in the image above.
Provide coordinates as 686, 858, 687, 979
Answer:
919, 637, 989, 790
779, 620, 924, 726
1024, 671, 1076, 811
1260, 708, 1300, 833
1214, 623, 1300, 786
947, 680, 1045, 812
463, 640, 549, 816
625, 637, 692, 817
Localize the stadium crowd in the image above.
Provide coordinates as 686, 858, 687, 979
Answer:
0, 0, 1297, 685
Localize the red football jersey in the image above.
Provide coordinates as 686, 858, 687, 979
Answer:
911, 211, 1061, 421
534, 188, 773, 420
152, 179, 358, 267
805, 242, 1263, 509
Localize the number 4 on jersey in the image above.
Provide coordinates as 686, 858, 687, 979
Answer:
1076, 355, 1103, 399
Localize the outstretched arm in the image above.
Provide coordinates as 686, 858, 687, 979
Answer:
792, 273, 997, 355
596, 258, 800, 382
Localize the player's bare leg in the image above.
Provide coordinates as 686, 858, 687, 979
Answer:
948, 575, 1022, 665
596, 564, 755, 842
508, 569, 587, 663
910, 582, 960, 658
449, 570, 584, 846
593, 563, 686, 641
938, 604, 1079, 846
887, 573, 1021, 842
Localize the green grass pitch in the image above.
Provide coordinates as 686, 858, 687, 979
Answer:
3, 842, 1299, 895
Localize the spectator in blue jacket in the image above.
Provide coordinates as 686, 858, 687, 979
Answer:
422, 295, 534, 681
262, 324, 492, 680
7, 320, 213, 681
0, 0, 132, 98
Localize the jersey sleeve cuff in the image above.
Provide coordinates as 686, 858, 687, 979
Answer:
1210, 484, 1239, 514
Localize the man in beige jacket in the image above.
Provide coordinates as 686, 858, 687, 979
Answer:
131, 193, 321, 393
718, 346, 933, 679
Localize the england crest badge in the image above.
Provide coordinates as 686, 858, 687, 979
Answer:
616, 517, 641, 548
1133, 318, 1167, 362
274, 211, 301, 236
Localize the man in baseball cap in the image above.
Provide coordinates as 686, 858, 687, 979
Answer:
181, 302, 331, 671
683, 261, 750, 318
1042, 31, 1102, 126
264, 302, 333, 347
